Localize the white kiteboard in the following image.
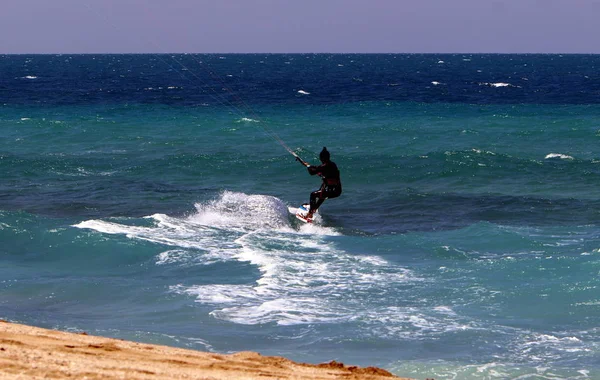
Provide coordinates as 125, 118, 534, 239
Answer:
295, 203, 316, 223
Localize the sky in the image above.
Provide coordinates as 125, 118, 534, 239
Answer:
1, 0, 600, 54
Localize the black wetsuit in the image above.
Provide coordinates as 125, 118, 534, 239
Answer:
307, 160, 342, 213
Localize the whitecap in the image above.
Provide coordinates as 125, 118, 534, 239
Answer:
523, 333, 582, 346
545, 153, 574, 160
22, 75, 37, 79
188, 191, 292, 232
479, 82, 514, 88
156, 250, 190, 265
297, 90, 310, 95
237, 117, 259, 123
431, 81, 442, 86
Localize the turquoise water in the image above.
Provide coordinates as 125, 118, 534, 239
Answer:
2, 54, 600, 379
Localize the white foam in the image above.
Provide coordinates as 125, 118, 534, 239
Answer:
479, 82, 519, 88
237, 117, 259, 123
297, 90, 310, 95
471, 148, 496, 155
156, 249, 197, 266
364, 305, 477, 339
210, 297, 347, 326
189, 191, 292, 232
74, 214, 233, 252
173, 284, 257, 304
74, 191, 424, 327
180, 228, 418, 326
545, 153, 574, 160
74, 192, 298, 254
523, 334, 581, 345
51, 167, 115, 177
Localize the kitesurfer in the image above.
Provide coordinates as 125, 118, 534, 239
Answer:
296, 147, 342, 220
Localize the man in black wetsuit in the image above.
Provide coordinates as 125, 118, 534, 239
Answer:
296, 147, 342, 220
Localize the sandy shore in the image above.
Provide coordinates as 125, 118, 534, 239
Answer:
0, 321, 412, 379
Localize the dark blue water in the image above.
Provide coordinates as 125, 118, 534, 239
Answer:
2, 54, 600, 379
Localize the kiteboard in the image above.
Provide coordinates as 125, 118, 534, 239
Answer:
295, 203, 315, 223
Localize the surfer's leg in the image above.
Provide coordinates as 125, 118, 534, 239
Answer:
309, 189, 324, 217
309, 186, 340, 218
309, 189, 321, 210
324, 185, 341, 199
312, 197, 326, 212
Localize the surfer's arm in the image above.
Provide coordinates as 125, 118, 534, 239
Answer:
296, 156, 310, 168
307, 164, 322, 176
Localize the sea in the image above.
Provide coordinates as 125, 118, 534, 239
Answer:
2, 53, 600, 379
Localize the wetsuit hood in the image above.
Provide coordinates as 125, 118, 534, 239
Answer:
319, 147, 330, 162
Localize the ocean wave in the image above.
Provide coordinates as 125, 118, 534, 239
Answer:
75, 191, 407, 326
143, 86, 181, 91
74, 191, 426, 328
72, 191, 337, 250
175, 238, 418, 326
236, 117, 259, 123
391, 359, 596, 380
545, 153, 574, 160
479, 82, 519, 88
51, 167, 116, 177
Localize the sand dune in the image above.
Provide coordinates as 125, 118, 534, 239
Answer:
0, 321, 411, 379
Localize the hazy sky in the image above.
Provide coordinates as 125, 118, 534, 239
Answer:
2, 0, 600, 54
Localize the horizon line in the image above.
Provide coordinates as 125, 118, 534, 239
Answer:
2, 51, 600, 55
